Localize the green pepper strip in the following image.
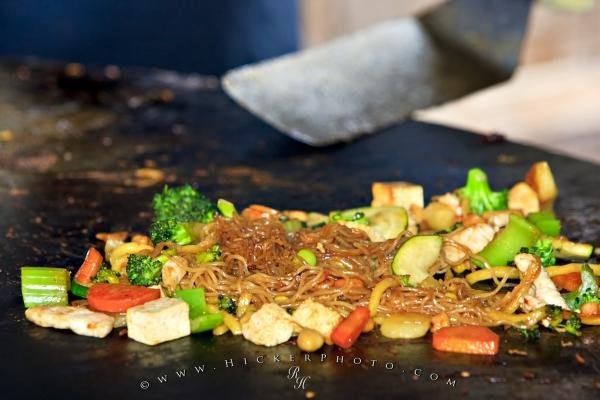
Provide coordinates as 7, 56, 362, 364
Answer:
175, 288, 224, 333
175, 288, 207, 318
217, 199, 237, 218
527, 211, 561, 237
478, 214, 540, 266
190, 313, 224, 333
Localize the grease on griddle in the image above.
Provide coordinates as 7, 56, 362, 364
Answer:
15, 153, 59, 172
507, 348, 528, 356
9, 187, 29, 197
497, 154, 518, 164
522, 370, 536, 380
5, 227, 16, 239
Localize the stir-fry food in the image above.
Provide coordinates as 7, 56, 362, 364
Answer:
21, 161, 599, 354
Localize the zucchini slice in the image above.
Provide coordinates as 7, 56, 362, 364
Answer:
330, 206, 408, 242
392, 235, 443, 285
70, 280, 90, 299
552, 237, 594, 261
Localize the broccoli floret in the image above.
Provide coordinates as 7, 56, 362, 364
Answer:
563, 315, 582, 336
153, 184, 218, 224
126, 254, 165, 286
517, 327, 540, 342
149, 219, 195, 245
545, 305, 582, 337
195, 244, 221, 264
92, 264, 120, 284
458, 168, 508, 215
546, 305, 564, 330
218, 294, 237, 315
563, 264, 599, 312
521, 238, 556, 267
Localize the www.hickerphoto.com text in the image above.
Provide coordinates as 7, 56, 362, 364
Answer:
137, 353, 458, 391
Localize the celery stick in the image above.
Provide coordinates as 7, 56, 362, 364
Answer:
21, 267, 70, 308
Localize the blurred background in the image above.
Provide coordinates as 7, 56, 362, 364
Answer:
0, 0, 598, 161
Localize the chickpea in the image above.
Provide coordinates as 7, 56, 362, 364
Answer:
297, 329, 324, 352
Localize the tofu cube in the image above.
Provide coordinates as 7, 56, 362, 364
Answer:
127, 298, 190, 345
371, 182, 424, 209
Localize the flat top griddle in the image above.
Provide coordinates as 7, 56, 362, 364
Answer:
0, 60, 599, 400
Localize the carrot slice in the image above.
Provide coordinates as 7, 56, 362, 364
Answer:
74, 247, 103, 285
551, 272, 582, 292
87, 283, 160, 313
331, 306, 370, 349
241, 204, 277, 220
432, 326, 499, 355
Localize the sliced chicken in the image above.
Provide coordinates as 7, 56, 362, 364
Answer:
514, 253, 568, 309
442, 242, 469, 265
484, 211, 511, 232
25, 306, 115, 338
242, 303, 295, 347
292, 299, 342, 339
447, 223, 495, 254
161, 256, 188, 293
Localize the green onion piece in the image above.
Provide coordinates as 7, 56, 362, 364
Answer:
283, 219, 304, 233
527, 211, 561, 236
190, 313, 224, 333
70, 280, 90, 299
21, 267, 70, 308
175, 288, 207, 318
217, 199, 237, 218
297, 249, 317, 266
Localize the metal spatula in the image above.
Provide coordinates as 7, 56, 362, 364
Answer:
222, 0, 531, 146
